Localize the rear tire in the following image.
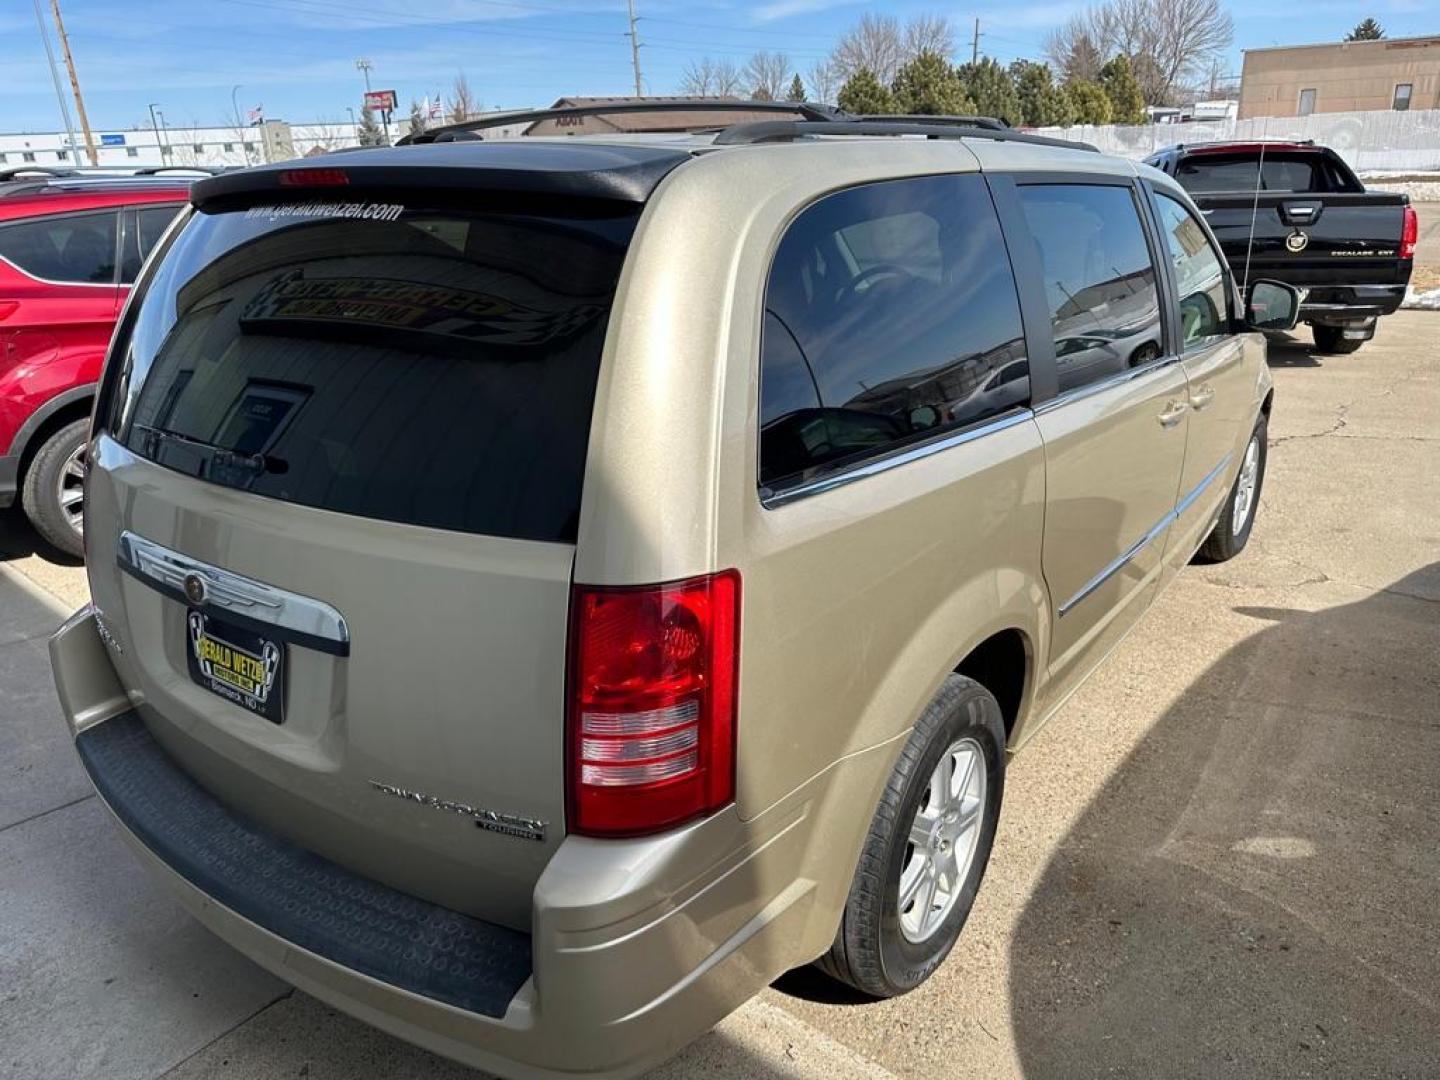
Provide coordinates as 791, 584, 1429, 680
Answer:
1312, 324, 1365, 354
816, 674, 1005, 998
21, 419, 88, 559
1197, 413, 1267, 564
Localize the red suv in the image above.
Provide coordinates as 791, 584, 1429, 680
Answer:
0, 174, 189, 556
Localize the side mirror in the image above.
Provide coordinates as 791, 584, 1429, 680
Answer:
1245, 280, 1301, 332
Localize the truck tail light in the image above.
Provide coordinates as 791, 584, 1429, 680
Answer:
567, 570, 740, 837
1401, 204, 1418, 261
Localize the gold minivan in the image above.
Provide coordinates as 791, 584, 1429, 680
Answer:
51, 107, 1297, 1078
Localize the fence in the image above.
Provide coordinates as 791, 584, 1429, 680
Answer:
1033, 108, 1440, 173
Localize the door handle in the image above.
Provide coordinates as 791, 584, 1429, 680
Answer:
1158, 400, 1189, 428
1190, 385, 1216, 410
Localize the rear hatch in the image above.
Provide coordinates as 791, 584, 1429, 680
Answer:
85, 147, 681, 929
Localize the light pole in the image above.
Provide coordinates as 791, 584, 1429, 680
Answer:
345, 106, 357, 145
230, 84, 250, 165
32, 0, 78, 165
147, 102, 169, 160
354, 57, 389, 144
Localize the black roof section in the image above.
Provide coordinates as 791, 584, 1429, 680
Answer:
191, 141, 692, 210
714, 118, 1098, 152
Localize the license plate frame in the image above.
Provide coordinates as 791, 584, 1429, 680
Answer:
185, 608, 286, 724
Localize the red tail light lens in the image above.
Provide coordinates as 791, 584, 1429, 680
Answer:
567, 570, 740, 837
278, 168, 349, 187
1401, 204, 1418, 261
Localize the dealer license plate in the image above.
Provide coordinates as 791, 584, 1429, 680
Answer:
185, 609, 286, 724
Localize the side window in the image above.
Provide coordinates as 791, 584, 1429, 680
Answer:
0, 209, 118, 285
759, 174, 1028, 495
121, 204, 183, 283
1154, 192, 1230, 350
1014, 184, 1163, 393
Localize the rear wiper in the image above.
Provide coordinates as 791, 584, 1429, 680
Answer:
133, 425, 283, 479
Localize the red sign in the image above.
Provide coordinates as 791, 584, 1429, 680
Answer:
363, 90, 397, 112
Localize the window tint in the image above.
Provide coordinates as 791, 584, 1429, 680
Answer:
759, 174, 1027, 494
1175, 154, 1323, 194
0, 209, 118, 284
1014, 184, 1163, 392
121, 204, 183, 283
108, 203, 637, 543
1154, 193, 1230, 349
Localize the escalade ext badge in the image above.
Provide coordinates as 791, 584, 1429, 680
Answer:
368, 780, 548, 842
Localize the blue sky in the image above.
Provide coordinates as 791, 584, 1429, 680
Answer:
4, 0, 1435, 133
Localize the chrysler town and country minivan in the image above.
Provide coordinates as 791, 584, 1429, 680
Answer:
51, 105, 1297, 1078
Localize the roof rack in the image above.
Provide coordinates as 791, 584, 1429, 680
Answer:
0, 166, 84, 181
401, 98, 841, 145
846, 114, 1010, 131
131, 165, 227, 176
712, 119, 1098, 152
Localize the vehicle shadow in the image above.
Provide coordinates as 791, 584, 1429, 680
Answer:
0, 505, 82, 567
1008, 565, 1440, 1078
1262, 331, 1322, 368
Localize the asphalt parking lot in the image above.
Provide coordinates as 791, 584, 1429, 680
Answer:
3, 310, 1437, 1080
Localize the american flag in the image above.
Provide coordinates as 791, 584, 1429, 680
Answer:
247, 105, 263, 124
427, 96, 443, 120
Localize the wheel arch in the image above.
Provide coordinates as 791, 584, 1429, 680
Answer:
13, 384, 95, 478
954, 627, 1034, 742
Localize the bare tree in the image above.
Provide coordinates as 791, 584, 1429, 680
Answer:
679, 57, 717, 97
713, 58, 745, 97
449, 72, 479, 124
1045, 0, 1231, 105
745, 50, 791, 101
806, 58, 840, 104
903, 14, 956, 61
832, 12, 905, 84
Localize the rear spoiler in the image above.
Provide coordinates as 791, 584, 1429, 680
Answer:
190, 142, 691, 211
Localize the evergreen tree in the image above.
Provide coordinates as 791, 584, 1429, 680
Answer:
956, 57, 1022, 127
1345, 18, 1384, 40
788, 73, 806, 101
837, 68, 897, 114
1011, 60, 1072, 127
892, 50, 974, 115
357, 104, 386, 147
407, 99, 427, 139
1098, 54, 1146, 124
1062, 80, 1113, 125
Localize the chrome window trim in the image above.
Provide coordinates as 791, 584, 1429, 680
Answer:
760, 408, 1035, 509
117, 530, 350, 653
1033, 354, 1183, 416
1057, 452, 1232, 617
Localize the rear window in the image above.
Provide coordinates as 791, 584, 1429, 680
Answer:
0, 208, 118, 284
104, 200, 637, 543
1174, 154, 1329, 194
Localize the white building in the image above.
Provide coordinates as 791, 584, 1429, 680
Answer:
1, 111, 528, 171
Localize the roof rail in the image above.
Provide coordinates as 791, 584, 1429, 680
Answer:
401, 98, 841, 145
131, 165, 227, 176
0, 166, 84, 181
847, 114, 1009, 131
712, 119, 1099, 152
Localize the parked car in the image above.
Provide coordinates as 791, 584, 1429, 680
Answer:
0, 174, 191, 555
50, 105, 1297, 1079
1143, 140, 1417, 354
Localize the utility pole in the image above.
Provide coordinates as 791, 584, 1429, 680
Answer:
971, 18, 981, 65
49, 0, 97, 166
625, 0, 643, 97
147, 102, 165, 160
31, 0, 78, 166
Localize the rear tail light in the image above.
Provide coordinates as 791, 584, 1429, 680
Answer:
1401, 204, 1418, 261
278, 168, 349, 187
567, 570, 740, 837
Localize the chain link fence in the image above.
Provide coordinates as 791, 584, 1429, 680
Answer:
1033, 108, 1440, 173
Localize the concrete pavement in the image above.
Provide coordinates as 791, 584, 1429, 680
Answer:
2, 310, 1437, 1078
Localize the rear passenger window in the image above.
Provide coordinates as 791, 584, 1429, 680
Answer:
760, 174, 1028, 495
1014, 184, 1163, 393
0, 209, 118, 284
1154, 192, 1230, 349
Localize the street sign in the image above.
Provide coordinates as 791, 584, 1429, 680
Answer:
100, 134, 126, 146
363, 90, 397, 112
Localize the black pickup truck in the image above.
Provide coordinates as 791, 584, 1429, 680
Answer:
1144, 141, 1417, 354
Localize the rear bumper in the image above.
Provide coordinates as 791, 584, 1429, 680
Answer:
1299, 283, 1407, 323
50, 605, 866, 1078
0, 453, 17, 508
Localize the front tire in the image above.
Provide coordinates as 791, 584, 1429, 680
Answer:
1197, 413, 1267, 563
1312, 324, 1365, 354
816, 674, 1005, 997
21, 419, 88, 559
